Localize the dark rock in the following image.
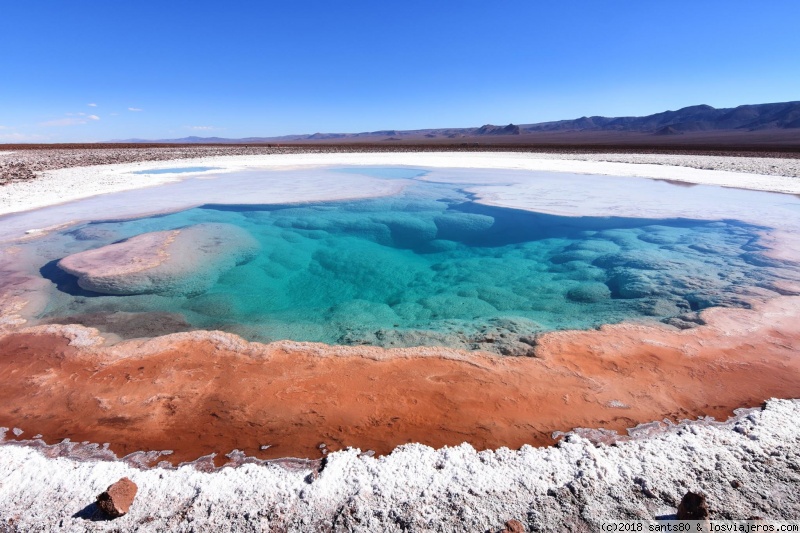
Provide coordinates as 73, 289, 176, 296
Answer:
96, 477, 138, 518
676, 491, 709, 520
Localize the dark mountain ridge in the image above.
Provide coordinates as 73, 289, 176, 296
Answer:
524, 101, 800, 133
110, 101, 800, 144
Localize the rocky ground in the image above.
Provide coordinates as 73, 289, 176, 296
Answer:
0, 146, 298, 185
1, 398, 799, 531
1, 145, 800, 187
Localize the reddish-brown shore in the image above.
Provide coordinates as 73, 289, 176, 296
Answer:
2, 292, 799, 464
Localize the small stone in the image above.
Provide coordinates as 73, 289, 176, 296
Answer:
96, 477, 138, 518
730, 479, 741, 489
676, 491, 709, 520
500, 519, 525, 533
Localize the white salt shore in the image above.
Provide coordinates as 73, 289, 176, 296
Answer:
1, 151, 800, 217
1, 399, 799, 531
2, 152, 800, 244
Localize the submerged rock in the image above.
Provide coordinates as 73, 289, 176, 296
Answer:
566, 282, 611, 303
57, 223, 259, 296
96, 477, 138, 518
42, 311, 193, 338
68, 226, 118, 241
338, 316, 541, 356
433, 212, 495, 240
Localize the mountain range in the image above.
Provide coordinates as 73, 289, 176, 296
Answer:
112, 101, 800, 144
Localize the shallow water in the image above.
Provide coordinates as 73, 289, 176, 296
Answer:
132, 166, 220, 174
27, 173, 800, 353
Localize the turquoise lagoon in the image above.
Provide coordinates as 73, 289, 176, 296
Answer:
29, 167, 800, 354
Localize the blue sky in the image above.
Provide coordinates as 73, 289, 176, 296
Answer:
1, 1, 798, 142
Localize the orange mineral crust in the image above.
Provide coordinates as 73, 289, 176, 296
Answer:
1, 295, 799, 464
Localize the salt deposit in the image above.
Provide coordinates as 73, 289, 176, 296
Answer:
2, 151, 800, 218
57, 223, 259, 295
1, 399, 798, 531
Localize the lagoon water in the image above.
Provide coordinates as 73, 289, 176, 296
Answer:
132, 166, 220, 174
29, 168, 798, 352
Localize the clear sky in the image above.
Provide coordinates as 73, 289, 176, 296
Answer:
2, 1, 798, 142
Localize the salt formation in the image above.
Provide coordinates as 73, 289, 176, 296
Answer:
57, 223, 259, 295
1, 399, 798, 531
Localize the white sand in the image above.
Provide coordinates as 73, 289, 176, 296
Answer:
2, 152, 800, 217
2, 399, 799, 531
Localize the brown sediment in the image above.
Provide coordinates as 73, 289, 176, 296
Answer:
1, 296, 799, 464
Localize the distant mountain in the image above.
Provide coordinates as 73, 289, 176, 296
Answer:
109, 101, 800, 144
654, 126, 681, 136
476, 124, 520, 135
523, 101, 800, 133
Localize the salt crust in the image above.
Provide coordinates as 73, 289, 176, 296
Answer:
1, 399, 798, 531
2, 152, 800, 217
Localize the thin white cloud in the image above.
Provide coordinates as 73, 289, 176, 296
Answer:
0, 125, 8, 130
0, 132, 48, 141
188, 125, 215, 131
40, 118, 87, 127
88, 103, 97, 107
40, 115, 100, 127
128, 107, 143, 112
